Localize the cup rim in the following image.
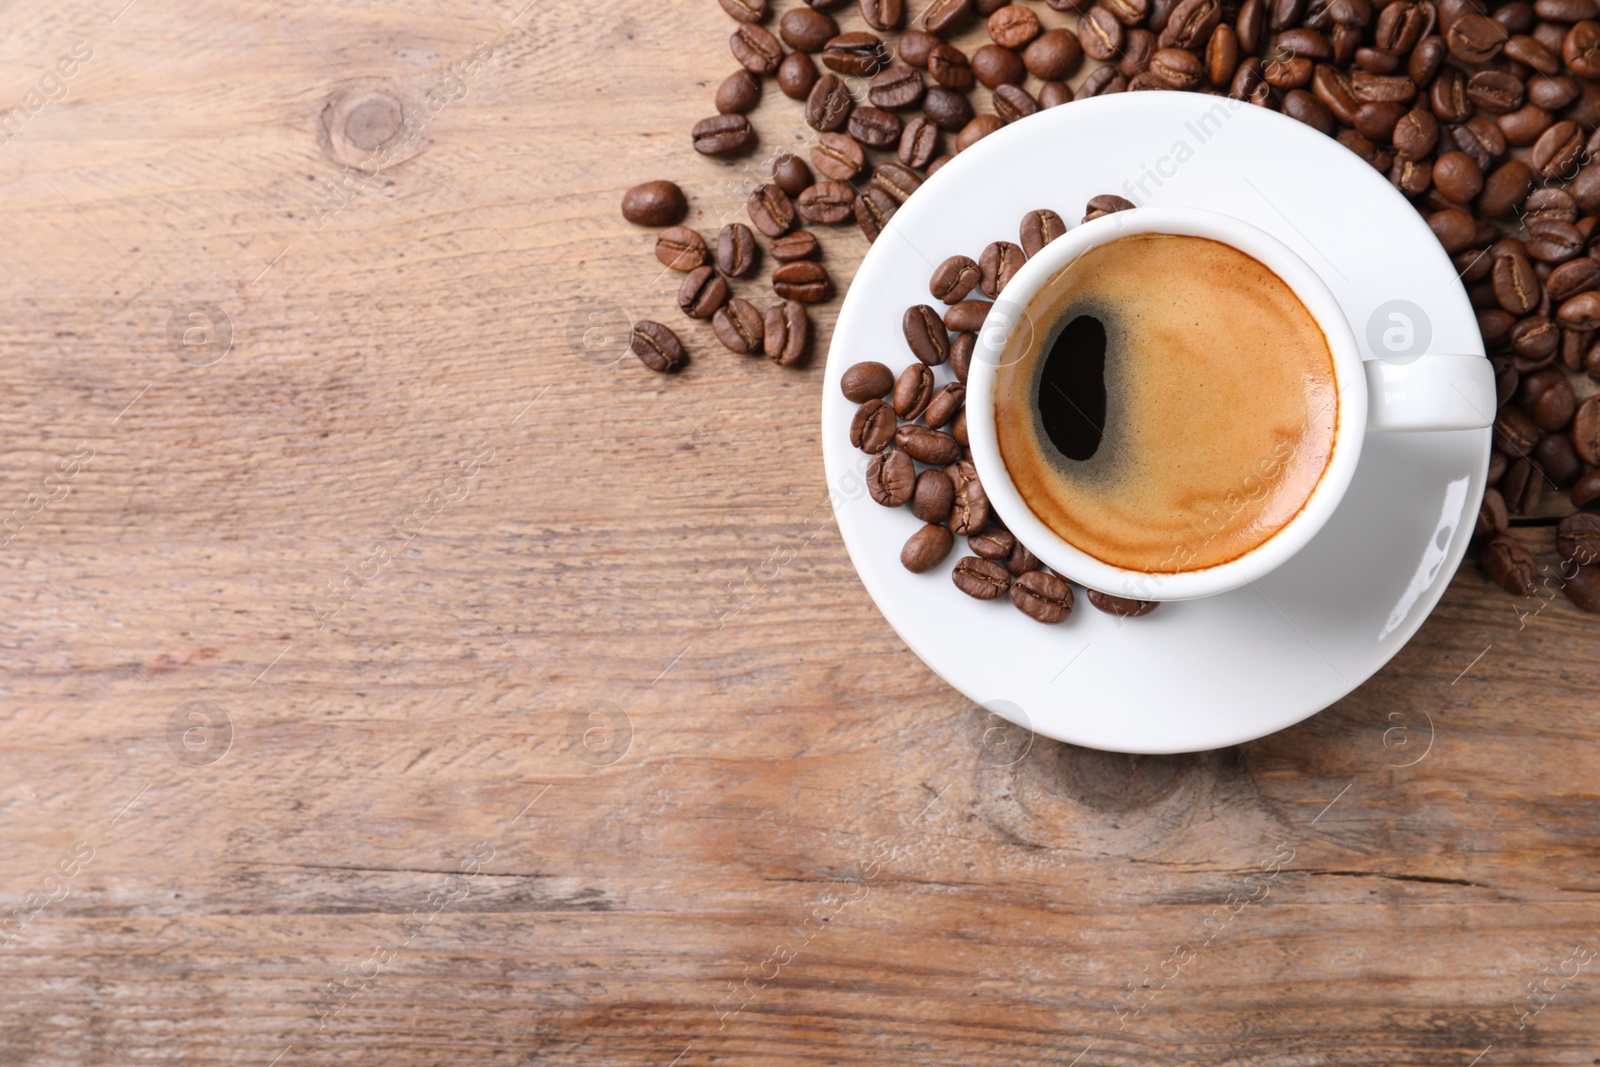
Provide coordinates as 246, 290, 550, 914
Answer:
963, 205, 1368, 602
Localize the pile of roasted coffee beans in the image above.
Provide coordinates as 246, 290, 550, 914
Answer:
842, 198, 1161, 622
619, 0, 1600, 611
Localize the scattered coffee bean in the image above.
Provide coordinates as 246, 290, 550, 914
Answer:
731, 23, 784, 74
716, 70, 763, 114
1019, 209, 1066, 257
771, 153, 813, 197
968, 527, 1015, 560
717, 223, 758, 277
841, 361, 895, 402
902, 524, 955, 572
655, 226, 709, 271
949, 331, 976, 383
849, 105, 903, 149
764, 300, 810, 365
630, 321, 688, 373
713, 297, 765, 355
746, 184, 797, 238
895, 424, 962, 464
925, 382, 966, 428
931, 255, 981, 303
904, 305, 951, 365
912, 468, 956, 521
621, 180, 687, 226
1011, 570, 1074, 622
1482, 533, 1537, 594
854, 186, 898, 241
778, 51, 821, 98
1565, 563, 1600, 611
953, 555, 1011, 599
678, 266, 729, 319
1084, 193, 1136, 222
797, 181, 856, 223
944, 300, 992, 331
1572, 468, 1600, 507
867, 448, 917, 506
693, 114, 755, 155
979, 241, 1025, 297
871, 162, 924, 203
812, 132, 867, 180
973, 43, 1026, 87
720, 0, 766, 23
773, 260, 834, 302
851, 398, 898, 453
823, 31, 890, 76
1476, 486, 1510, 537
893, 361, 936, 419
1558, 511, 1600, 563
870, 65, 926, 109
1574, 394, 1600, 462
947, 459, 990, 534
781, 7, 839, 51
989, 4, 1042, 48
1086, 590, 1160, 616
1026, 29, 1084, 79
922, 85, 975, 130
770, 231, 819, 262
806, 74, 854, 131
861, 0, 905, 32
1005, 539, 1041, 576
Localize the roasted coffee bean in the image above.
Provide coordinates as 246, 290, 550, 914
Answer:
1025, 28, 1085, 80
851, 398, 897, 453
926, 43, 974, 89
720, 0, 767, 23
622, 180, 687, 226
1492, 241, 1542, 314
1338, 129, 1386, 168
1573, 394, 1600, 462
712, 224, 755, 278
812, 132, 866, 180
1532, 120, 1585, 179
1020, 209, 1067, 257
1105, 0, 1150, 23
1494, 355, 1520, 405
1536, 430, 1583, 483
1447, 13, 1507, 62
850, 105, 903, 148
1010, 570, 1073, 622
1162, 0, 1221, 46
678, 266, 729, 319
1511, 315, 1559, 363
655, 226, 709, 271
861, 0, 904, 30
945, 300, 992, 331
772, 154, 814, 197
1005, 539, 1041, 576
972, 43, 1027, 88
1572, 468, 1600, 507
823, 31, 889, 76
806, 74, 854, 131
1087, 589, 1160, 616
1467, 70, 1525, 113
871, 163, 923, 204
923, 86, 976, 131
1265, 55, 1314, 89
899, 28, 939, 67
693, 114, 755, 156
842, 360, 895, 403
796, 181, 855, 224
1430, 67, 1471, 123
731, 23, 784, 74
947, 459, 990, 534
990, 4, 1042, 46
953, 555, 1011, 599
904, 304, 951, 365
922, 0, 974, 33
867, 448, 917, 506
1122, 28, 1159, 78
1238, 0, 1267, 49
1433, 151, 1484, 202
772, 260, 833, 302
1085, 193, 1137, 221
764, 300, 809, 366
1501, 456, 1544, 514
1562, 327, 1591, 372
770, 230, 819, 262
1208, 24, 1242, 86
900, 115, 942, 167
1476, 486, 1510, 536
746, 184, 796, 239
1495, 403, 1542, 455
855, 188, 895, 244
979, 241, 1025, 297
870, 66, 925, 109
1488, 451, 1508, 484
911, 469, 956, 522
1080, 6, 1126, 60
1479, 160, 1535, 216
1351, 70, 1416, 103
1270, 0, 1305, 32
1565, 563, 1600, 612
781, 7, 839, 51
1409, 34, 1447, 84
630, 321, 687, 372
1509, 32, 1561, 74
902, 524, 955, 572
1374, 0, 1426, 51
893, 362, 936, 418
1285, 88, 1336, 132
951, 406, 969, 444
895, 424, 962, 464
1501, 103, 1556, 145
1393, 108, 1439, 159
928, 382, 960, 428
1547, 257, 1600, 300
1429, 208, 1478, 253
957, 114, 1004, 150
1529, 72, 1580, 110
931, 255, 981, 303
949, 331, 976, 383
1150, 46, 1205, 88
992, 83, 1040, 123
1565, 19, 1600, 76
1080, 65, 1130, 97
712, 297, 765, 355
969, 527, 1016, 561
778, 51, 821, 98
716, 70, 762, 114
1559, 290, 1600, 330
1391, 156, 1433, 197
1482, 533, 1537, 594
1279, 26, 1334, 57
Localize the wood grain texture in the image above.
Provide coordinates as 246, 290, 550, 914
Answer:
0, 0, 1597, 1065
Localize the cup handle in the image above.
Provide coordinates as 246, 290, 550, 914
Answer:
1363, 354, 1497, 433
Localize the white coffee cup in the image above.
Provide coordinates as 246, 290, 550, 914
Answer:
963, 206, 1497, 602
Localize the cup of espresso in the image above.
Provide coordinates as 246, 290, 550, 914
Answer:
964, 207, 1499, 603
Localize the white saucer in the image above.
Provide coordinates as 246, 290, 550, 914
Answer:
821, 92, 1490, 755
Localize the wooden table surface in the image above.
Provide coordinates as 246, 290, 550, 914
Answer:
2, 0, 1597, 1063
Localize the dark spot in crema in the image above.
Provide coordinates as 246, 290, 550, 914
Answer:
1038, 314, 1107, 461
